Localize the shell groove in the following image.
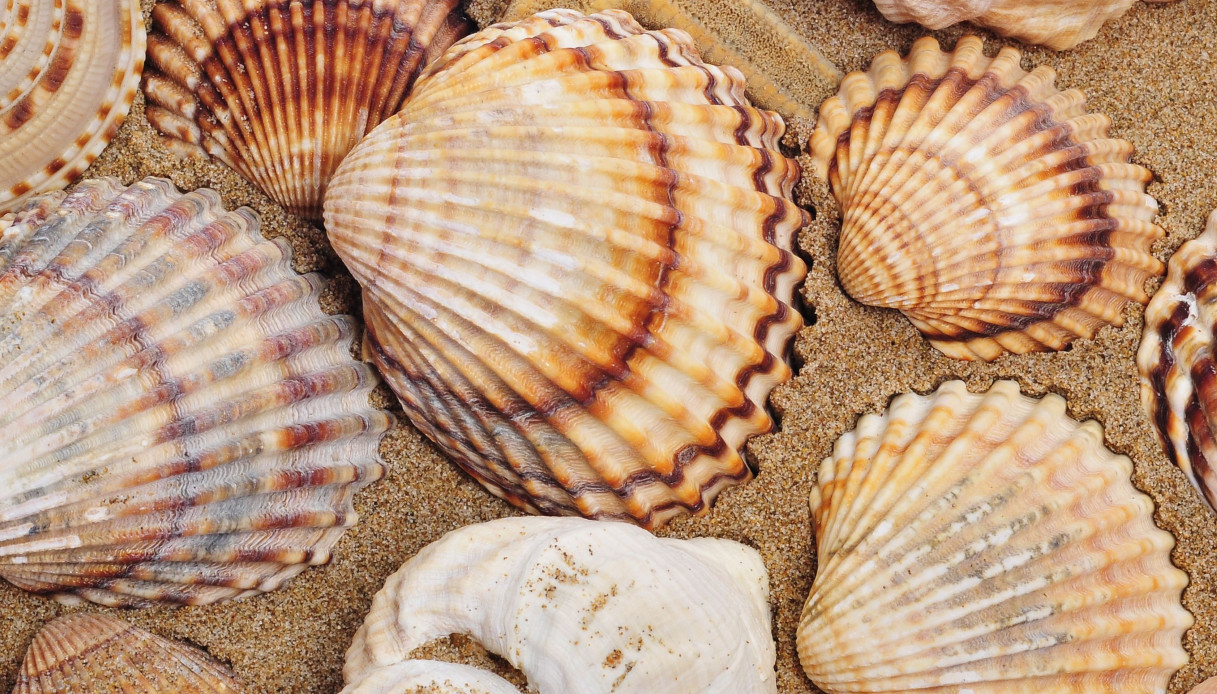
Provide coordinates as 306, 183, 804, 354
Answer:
871, 0, 1142, 50
324, 9, 808, 528
0, 177, 393, 607
342, 516, 776, 694
811, 36, 1164, 361
798, 380, 1193, 693
142, 0, 471, 220
0, 0, 145, 214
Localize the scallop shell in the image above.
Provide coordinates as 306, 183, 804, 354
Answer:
0, 0, 145, 215
811, 36, 1164, 361
344, 661, 522, 694
1138, 210, 1217, 514
323, 9, 808, 528
798, 380, 1193, 693
142, 0, 470, 220
342, 516, 776, 694
14, 613, 242, 693
0, 177, 393, 607
1193, 677, 1217, 694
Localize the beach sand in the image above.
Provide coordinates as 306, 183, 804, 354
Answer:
2, 0, 1214, 691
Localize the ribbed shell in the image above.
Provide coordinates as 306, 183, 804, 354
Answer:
0, 177, 393, 607
323, 9, 808, 528
344, 661, 521, 694
14, 613, 242, 693
142, 0, 470, 220
871, 0, 1139, 50
0, 0, 144, 214
343, 517, 776, 694
811, 36, 1164, 361
1138, 210, 1217, 514
798, 380, 1193, 693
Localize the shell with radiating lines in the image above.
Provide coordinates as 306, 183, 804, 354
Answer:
0, 177, 393, 607
324, 9, 808, 528
798, 380, 1193, 693
0, 0, 144, 215
142, 0, 470, 220
811, 36, 1164, 361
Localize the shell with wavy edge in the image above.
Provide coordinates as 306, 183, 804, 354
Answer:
14, 613, 242, 693
344, 661, 522, 694
324, 9, 808, 528
811, 35, 1164, 361
798, 380, 1193, 693
342, 516, 776, 694
0, 177, 393, 607
142, 0, 470, 221
0, 0, 144, 215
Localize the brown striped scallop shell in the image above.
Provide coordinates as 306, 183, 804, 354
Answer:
142, 0, 470, 221
323, 9, 808, 528
811, 36, 1164, 361
0, 0, 144, 215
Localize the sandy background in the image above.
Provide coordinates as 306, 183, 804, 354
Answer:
2, 0, 1215, 691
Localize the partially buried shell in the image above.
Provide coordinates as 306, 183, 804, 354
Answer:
342, 516, 776, 694
811, 36, 1164, 361
0, 0, 144, 215
323, 9, 808, 528
343, 661, 522, 694
142, 0, 470, 220
0, 177, 392, 607
14, 613, 243, 693
798, 380, 1193, 693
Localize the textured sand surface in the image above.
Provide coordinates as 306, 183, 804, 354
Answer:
2, 0, 1215, 692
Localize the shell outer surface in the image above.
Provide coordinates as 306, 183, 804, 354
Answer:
343, 661, 522, 694
0, 177, 393, 607
323, 9, 809, 528
798, 380, 1193, 693
0, 0, 145, 214
342, 516, 777, 694
870, 0, 1138, 50
13, 613, 243, 693
811, 35, 1164, 361
142, 0, 471, 220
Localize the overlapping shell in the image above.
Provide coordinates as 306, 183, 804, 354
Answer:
811, 36, 1164, 361
343, 517, 776, 694
0, 0, 144, 215
0, 177, 393, 607
323, 9, 808, 528
142, 0, 470, 220
14, 613, 243, 693
798, 380, 1193, 692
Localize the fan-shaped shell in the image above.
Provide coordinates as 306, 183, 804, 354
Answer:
0, 0, 144, 215
142, 0, 470, 220
811, 36, 1164, 361
14, 613, 242, 693
323, 9, 808, 528
342, 516, 776, 694
798, 380, 1193, 693
0, 177, 393, 607
344, 661, 522, 694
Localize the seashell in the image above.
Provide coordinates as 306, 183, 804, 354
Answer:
344, 661, 522, 694
811, 36, 1164, 361
142, 0, 471, 221
1138, 210, 1217, 514
1193, 677, 1217, 694
798, 380, 1193, 693
14, 613, 243, 693
0, 177, 393, 607
0, 0, 145, 215
323, 9, 808, 528
342, 516, 776, 694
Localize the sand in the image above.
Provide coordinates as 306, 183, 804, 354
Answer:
2, 0, 1215, 691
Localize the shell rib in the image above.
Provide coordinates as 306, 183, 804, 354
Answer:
323, 9, 808, 528
0, 177, 393, 607
14, 613, 242, 693
798, 380, 1193, 693
142, 0, 471, 221
0, 0, 145, 214
1138, 210, 1217, 514
344, 661, 522, 694
811, 36, 1164, 361
342, 517, 776, 694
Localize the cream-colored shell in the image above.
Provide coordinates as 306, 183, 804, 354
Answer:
1192, 677, 1217, 694
343, 517, 776, 694
799, 380, 1193, 693
811, 36, 1164, 361
344, 661, 521, 694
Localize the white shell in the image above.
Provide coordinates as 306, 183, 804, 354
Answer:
872, 0, 1139, 50
344, 661, 521, 694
